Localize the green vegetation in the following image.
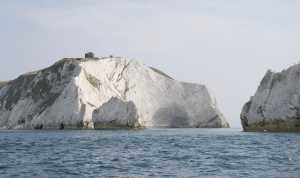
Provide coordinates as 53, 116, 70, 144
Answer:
150, 67, 173, 80
0, 81, 8, 88
244, 119, 300, 132
85, 71, 101, 89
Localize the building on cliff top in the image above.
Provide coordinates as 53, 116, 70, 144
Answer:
85, 52, 95, 59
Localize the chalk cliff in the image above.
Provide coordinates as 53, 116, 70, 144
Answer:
241, 64, 300, 132
0, 56, 229, 129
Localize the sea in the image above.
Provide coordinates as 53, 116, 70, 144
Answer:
0, 128, 299, 178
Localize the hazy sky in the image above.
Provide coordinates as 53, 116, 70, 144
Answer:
1, 0, 300, 128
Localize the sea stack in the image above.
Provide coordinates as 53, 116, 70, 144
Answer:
241, 64, 300, 132
0, 54, 229, 129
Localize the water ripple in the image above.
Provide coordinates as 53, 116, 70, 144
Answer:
0, 129, 300, 177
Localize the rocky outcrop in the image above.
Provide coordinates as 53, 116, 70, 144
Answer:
241, 64, 300, 132
92, 97, 140, 129
0, 56, 229, 129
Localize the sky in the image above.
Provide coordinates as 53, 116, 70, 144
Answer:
1, 0, 300, 128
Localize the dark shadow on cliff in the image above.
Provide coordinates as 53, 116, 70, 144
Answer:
153, 104, 191, 128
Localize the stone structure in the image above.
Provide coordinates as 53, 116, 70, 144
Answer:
85, 52, 95, 58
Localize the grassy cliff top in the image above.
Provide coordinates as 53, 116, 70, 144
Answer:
0, 81, 9, 88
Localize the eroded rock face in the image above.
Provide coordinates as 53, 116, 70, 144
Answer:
92, 97, 139, 129
153, 104, 190, 128
0, 59, 82, 129
241, 64, 300, 132
0, 57, 229, 129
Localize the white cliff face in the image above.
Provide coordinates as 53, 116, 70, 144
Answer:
0, 57, 229, 129
241, 64, 300, 132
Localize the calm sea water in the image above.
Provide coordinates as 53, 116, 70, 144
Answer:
0, 128, 299, 178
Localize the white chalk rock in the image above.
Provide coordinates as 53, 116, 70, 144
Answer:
0, 57, 229, 129
241, 64, 300, 132
92, 97, 139, 129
